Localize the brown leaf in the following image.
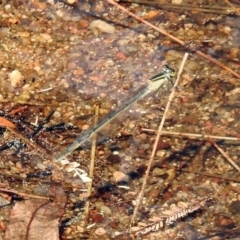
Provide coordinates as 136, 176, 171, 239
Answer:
4, 184, 66, 240
0, 117, 16, 128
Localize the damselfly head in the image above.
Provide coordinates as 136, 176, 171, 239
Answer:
150, 65, 176, 82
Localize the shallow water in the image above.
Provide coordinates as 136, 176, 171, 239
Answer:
1, 0, 240, 239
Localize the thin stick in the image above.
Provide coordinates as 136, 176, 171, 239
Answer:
130, 53, 189, 227
181, 169, 240, 183
210, 140, 240, 173
141, 128, 240, 142
105, 0, 240, 79
0, 188, 50, 200
120, 1, 238, 15
6, 127, 52, 160
224, 0, 240, 13
84, 105, 99, 222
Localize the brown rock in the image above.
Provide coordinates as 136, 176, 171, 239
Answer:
228, 200, 240, 214
215, 215, 235, 229
106, 154, 121, 164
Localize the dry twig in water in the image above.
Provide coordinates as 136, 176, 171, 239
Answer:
181, 169, 240, 182
141, 128, 240, 142
84, 105, 99, 223
120, 0, 239, 15
0, 188, 50, 200
210, 140, 240, 173
224, 0, 240, 13
130, 53, 189, 226
105, 0, 240, 79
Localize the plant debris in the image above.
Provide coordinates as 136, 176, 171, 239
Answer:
0, 0, 240, 239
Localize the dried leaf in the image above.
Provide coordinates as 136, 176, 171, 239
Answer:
0, 117, 16, 128
4, 184, 66, 240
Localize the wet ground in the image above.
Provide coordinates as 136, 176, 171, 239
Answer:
1, 0, 240, 239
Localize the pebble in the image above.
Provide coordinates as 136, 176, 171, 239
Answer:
53, 111, 61, 119
229, 47, 239, 59
18, 91, 31, 101
79, 19, 89, 29
100, 205, 112, 215
91, 212, 104, 223
214, 214, 235, 229
17, 31, 30, 38
89, 20, 115, 34
67, 61, 76, 70
9, 69, 24, 88
107, 154, 121, 164
156, 150, 166, 157
228, 200, 240, 214
94, 227, 106, 236
113, 171, 129, 183
66, 0, 77, 4
152, 168, 165, 177
125, 43, 139, 54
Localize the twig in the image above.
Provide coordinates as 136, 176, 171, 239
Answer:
141, 128, 240, 142
6, 127, 53, 160
84, 105, 99, 222
0, 99, 47, 105
224, 0, 240, 13
119, 1, 238, 15
130, 53, 189, 226
0, 188, 50, 200
210, 140, 240, 173
181, 169, 240, 182
29, 110, 55, 138
105, 0, 240, 79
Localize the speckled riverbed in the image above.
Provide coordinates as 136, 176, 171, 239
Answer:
1, 0, 240, 239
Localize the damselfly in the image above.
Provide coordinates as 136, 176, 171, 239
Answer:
54, 65, 175, 161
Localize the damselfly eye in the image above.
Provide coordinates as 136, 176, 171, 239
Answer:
162, 65, 176, 78
150, 65, 175, 82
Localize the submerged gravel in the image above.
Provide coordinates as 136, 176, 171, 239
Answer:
0, 0, 240, 239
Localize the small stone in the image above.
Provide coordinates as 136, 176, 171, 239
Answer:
95, 227, 106, 236
17, 31, 30, 37
67, 61, 76, 70
53, 111, 61, 118
66, 0, 77, 3
40, 33, 52, 41
79, 19, 89, 29
126, 43, 139, 54
116, 51, 127, 60
229, 47, 239, 59
228, 200, 240, 214
109, 221, 119, 229
81, 124, 89, 130
149, 186, 161, 200
113, 171, 129, 183
107, 154, 121, 164
100, 205, 112, 215
18, 91, 31, 101
92, 213, 104, 223
172, 0, 182, 3
9, 69, 24, 88
128, 121, 135, 129
156, 150, 166, 157
89, 20, 115, 34
152, 168, 165, 177
215, 215, 235, 229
